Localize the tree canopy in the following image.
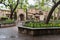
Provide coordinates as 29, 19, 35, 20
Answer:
0, 0, 19, 19
45, 1, 60, 24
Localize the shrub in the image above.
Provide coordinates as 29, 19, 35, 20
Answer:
24, 21, 60, 28
2, 19, 15, 24
0, 16, 8, 21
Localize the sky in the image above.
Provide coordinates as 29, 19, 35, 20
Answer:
0, 0, 53, 9
0, 0, 35, 9
28, 0, 35, 5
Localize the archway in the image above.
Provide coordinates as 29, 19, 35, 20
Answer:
19, 14, 24, 21
45, 1, 60, 24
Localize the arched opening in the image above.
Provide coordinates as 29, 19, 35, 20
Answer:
19, 14, 24, 21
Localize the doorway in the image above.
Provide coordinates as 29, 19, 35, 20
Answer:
19, 14, 24, 21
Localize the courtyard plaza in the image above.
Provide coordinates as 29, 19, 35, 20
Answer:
0, 22, 60, 40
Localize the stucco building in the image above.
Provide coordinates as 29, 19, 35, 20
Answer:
0, 9, 10, 17
0, 8, 49, 21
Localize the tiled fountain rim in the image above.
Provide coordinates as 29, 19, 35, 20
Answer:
0, 23, 16, 28
18, 26, 60, 36
18, 26, 60, 29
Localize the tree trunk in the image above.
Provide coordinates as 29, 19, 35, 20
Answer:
21, 3, 23, 9
10, 0, 19, 19
53, 12, 55, 21
10, 11, 13, 19
57, 7, 60, 20
14, 12, 17, 20
26, 9, 28, 20
57, 10, 59, 20
45, 1, 60, 24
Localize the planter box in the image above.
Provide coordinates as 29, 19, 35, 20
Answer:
18, 26, 60, 36
1, 23, 16, 28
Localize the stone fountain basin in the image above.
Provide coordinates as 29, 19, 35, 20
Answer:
18, 26, 60, 36
0, 23, 16, 28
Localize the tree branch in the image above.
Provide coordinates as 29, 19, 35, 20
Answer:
45, 1, 60, 24
52, 0, 56, 4
2, 3, 9, 6
0, 0, 9, 6
13, 0, 19, 12
0, 0, 3, 3
9, 4, 13, 11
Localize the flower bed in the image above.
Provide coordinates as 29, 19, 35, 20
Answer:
0, 19, 16, 28
0, 19, 15, 24
1, 23, 16, 28
24, 20, 60, 28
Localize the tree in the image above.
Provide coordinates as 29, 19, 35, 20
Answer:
0, 0, 3, 3
22, 0, 29, 19
45, 1, 60, 24
34, 0, 44, 9
14, 11, 17, 20
34, 0, 51, 11
19, 0, 24, 9
0, 0, 19, 19
18, 0, 29, 20
52, 0, 60, 20
22, 0, 28, 11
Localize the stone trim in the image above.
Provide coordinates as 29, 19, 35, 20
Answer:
18, 26, 60, 36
